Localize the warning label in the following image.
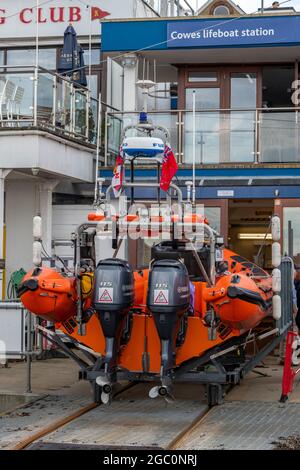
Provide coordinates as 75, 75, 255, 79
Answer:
98, 287, 113, 303
154, 289, 169, 305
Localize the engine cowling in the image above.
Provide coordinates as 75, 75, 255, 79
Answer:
93, 258, 134, 367
147, 259, 190, 373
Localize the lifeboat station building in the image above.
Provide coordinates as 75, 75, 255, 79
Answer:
100, 0, 300, 271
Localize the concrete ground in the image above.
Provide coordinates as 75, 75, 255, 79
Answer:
229, 356, 300, 403
1, 355, 300, 450
1, 354, 300, 403
0, 356, 90, 398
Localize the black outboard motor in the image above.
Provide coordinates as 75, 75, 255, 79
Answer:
147, 259, 190, 377
93, 258, 134, 372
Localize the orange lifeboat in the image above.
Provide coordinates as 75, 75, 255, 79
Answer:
204, 272, 272, 331
19, 267, 77, 323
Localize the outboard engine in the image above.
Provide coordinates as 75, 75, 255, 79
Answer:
93, 258, 134, 403
147, 259, 190, 388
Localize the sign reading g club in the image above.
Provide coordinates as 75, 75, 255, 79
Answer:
167, 16, 300, 49
0, 0, 137, 39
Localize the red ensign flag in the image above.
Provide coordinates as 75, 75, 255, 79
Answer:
91, 7, 110, 21
112, 152, 125, 198
160, 145, 178, 192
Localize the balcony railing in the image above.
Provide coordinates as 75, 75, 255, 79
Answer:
104, 108, 300, 166
0, 65, 99, 146
143, 0, 195, 16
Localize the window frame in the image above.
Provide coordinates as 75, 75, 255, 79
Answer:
213, 5, 230, 16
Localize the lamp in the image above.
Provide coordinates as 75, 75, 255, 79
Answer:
121, 55, 138, 68
238, 233, 272, 240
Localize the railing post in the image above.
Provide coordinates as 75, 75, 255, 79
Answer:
52, 75, 57, 128
98, 96, 102, 150
86, 90, 90, 142
104, 110, 109, 166
33, 66, 38, 127
177, 111, 182, 164
254, 108, 260, 164
94, 95, 102, 205
179, 111, 184, 164
26, 310, 32, 394
70, 83, 75, 136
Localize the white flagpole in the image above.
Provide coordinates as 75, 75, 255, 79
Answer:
93, 93, 102, 206
89, 5, 92, 89
34, 0, 39, 127
35, 0, 39, 69
192, 90, 196, 205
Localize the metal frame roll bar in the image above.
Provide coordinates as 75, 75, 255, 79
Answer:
105, 182, 183, 205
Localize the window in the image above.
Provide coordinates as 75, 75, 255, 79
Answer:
283, 208, 300, 262
186, 88, 220, 109
231, 73, 257, 109
83, 48, 100, 66
204, 207, 221, 233
188, 71, 218, 83
262, 65, 294, 108
7, 48, 57, 70
87, 75, 98, 99
213, 5, 230, 16
4, 73, 34, 116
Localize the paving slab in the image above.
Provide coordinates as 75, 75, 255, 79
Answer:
175, 401, 300, 450
0, 357, 84, 396
29, 384, 208, 450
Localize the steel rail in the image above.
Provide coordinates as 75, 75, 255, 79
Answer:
11, 382, 137, 451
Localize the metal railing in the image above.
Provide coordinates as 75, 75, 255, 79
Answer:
0, 302, 41, 394
143, 0, 194, 16
104, 107, 300, 166
0, 65, 99, 146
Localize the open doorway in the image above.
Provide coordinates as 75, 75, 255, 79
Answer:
228, 199, 274, 270
262, 65, 295, 108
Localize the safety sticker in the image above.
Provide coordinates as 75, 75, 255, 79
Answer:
99, 287, 113, 303
154, 289, 169, 305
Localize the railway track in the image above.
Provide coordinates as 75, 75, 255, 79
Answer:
11, 382, 137, 451
7, 383, 210, 451
4, 377, 300, 451
167, 408, 212, 450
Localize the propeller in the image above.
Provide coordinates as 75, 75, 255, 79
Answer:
149, 386, 159, 399
96, 375, 113, 405
149, 385, 175, 403
101, 389, 112, 405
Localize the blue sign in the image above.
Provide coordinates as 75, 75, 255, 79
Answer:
167, 16, 300, 48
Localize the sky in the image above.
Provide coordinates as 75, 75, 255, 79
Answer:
189, 0, 300, 13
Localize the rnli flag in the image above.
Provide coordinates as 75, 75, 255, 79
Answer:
91, 7, 111, 21
160, 145, 178, 192
112, 151, 125, 198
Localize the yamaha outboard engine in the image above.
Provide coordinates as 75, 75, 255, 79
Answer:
93, 258, 134, 403
147, 259, 190, 400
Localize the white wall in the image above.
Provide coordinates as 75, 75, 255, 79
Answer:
0, 0, 158, 41
52, 205, 126, 265
5, 180, 38, 283
137, 83, 172, 111
0, 132, 94, 183
107, 58, 124, 111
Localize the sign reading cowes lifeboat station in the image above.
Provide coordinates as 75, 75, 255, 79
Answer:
167, 16, 300, 48
0, 0, 148, 39
102, 14, 300, 53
